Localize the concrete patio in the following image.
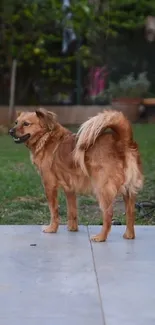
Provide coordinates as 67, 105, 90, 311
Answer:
0, 225, 155, 325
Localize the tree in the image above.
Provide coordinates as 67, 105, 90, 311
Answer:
1, 0, 155, 115
84, 0, 155, 92
0, 1, 103, 110
0, 0, 63, 121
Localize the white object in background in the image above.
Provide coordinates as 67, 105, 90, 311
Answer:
145, 16, 155, 42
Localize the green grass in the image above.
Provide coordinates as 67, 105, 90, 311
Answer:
0, 124, 155, 226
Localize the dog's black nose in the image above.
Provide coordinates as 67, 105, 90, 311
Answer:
9, 128, 15, 136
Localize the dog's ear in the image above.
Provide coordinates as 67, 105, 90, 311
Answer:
35, 108, 57, 130
16, 110, 22, 118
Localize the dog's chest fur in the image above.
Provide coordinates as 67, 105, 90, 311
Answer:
30, 152, 41, 173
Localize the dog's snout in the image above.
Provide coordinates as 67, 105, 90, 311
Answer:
9, 128, 15, 136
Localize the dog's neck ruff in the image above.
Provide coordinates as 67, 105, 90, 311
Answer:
28, 124, 69, 162
30, 129, 65, 156
34, 132, 52, 155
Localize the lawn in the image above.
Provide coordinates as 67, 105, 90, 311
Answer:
0, 124, 155, 226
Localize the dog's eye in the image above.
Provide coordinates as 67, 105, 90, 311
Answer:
23, 121, 30, 126
15, 121, 18, 125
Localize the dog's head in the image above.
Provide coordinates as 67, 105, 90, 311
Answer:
9, 108, 57, 144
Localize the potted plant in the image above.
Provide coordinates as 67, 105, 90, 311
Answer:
106, 72, 150, 122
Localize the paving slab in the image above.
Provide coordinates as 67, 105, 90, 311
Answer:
89, 225, 155, 325
0, 225, 155, 325
0, 225, 103, 325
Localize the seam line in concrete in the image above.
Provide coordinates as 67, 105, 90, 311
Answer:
87, 226, 106, 325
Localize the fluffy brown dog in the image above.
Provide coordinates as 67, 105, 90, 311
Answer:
9, 108, 143, 242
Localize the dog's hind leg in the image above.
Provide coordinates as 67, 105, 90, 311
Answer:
65, 191, 78, 231
91, 182, 117, 242
123, 192, 135, 239
43, 187, 60, 233
91, 205, 113, 242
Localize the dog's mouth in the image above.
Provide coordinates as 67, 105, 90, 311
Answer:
13, 134, 30, 144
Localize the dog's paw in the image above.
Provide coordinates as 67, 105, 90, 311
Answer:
91, 233, 106, 242
123, 229, 135, 240
43, 224, 58, 233
67, 220, 78, 232
68, 225, 78, 232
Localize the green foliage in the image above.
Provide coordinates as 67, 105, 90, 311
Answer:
1, 0, 155, 103
0, 0, 104, 97
86, 0, 155, 65
3, 0, 153, 70
0, 0, 62, 65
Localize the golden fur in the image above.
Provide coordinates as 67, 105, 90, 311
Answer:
10, 108, 143, 242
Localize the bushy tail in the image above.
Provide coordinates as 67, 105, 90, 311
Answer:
74, 110, 133, 175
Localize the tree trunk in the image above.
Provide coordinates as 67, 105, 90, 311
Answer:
9, 59, 17, 125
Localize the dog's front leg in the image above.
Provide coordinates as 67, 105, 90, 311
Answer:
43, 186, 60, 233
65, 191, 78, 232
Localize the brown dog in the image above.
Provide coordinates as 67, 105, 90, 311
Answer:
9, 108, 143, 242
